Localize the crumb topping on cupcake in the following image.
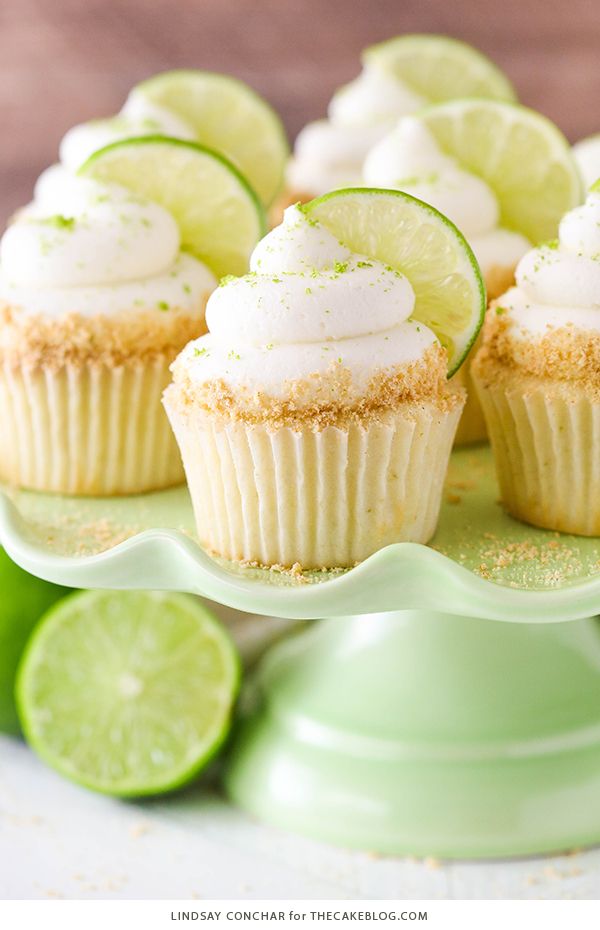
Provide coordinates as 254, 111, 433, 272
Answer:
168, 204, 462, 427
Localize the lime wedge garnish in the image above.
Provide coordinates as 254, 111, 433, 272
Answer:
302, 188, 485, 377
81, 136, 265, 277
363, 34, 516, 103
127, 71, 289, 206
17, 590, 240, 796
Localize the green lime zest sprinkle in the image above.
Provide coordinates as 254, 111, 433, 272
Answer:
541, 238, 559, 250
495, 306, 507, 316
157, 300, 170, 311
228, 350, 241, 360
266, 343, 274, 350
305, 287, 312, 295
194, 347, 209, 357
219, 274, 237, 287
356, 261, 373, 269
40, 214, 76, 231
334, 261, 348, 274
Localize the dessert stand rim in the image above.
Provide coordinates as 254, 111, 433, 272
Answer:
2, 490, 600, 623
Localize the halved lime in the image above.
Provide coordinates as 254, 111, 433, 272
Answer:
80, 136, 266, 277
363, 34, 516, 104
127, 71, 289, 207
302, 188, 485, 376
16, 590, 240, 797
418, 99, 582, 243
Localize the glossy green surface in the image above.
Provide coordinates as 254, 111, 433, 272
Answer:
3, 445, 600, 856
226, 611, 600, 858
2, 446, 600, 621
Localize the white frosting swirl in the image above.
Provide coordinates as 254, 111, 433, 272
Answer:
287, 65, 425, 197
499, 192, 600, 338
364, 118, 530, 275
0, 176, 216, 317
573, 135, 600, 190
176, 205, 438, 400
59, 103, 195, 172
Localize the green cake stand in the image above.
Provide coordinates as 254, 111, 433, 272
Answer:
2, 445, 600, 858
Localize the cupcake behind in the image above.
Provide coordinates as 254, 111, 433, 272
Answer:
472, 187, 600, 535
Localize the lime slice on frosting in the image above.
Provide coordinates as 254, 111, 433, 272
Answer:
127, 71, 289, 206
81, 136, 266, 277
363, 34, 516, 103
302, 187, 485, 377
17, 590, 240, 797
418, 99, 582, 243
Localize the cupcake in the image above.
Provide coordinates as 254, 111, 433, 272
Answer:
363, 98, 584, 445
472, 188, 600, 535
279, 35, 516, 223
0, 173, 216, 495
164, 202, 468, 569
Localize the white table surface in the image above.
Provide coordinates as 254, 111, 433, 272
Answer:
1, 606, 599, 901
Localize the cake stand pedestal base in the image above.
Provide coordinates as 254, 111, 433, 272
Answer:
225, 610, 600, 858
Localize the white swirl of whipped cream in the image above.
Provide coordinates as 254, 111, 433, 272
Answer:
175, 204, 438, 400
287, 65, 426, 197
0, 175, 216, 317
573, 135, 600, 191
363, 117, 530, 275
60, 101, 195, 173
498, 191, 600, 337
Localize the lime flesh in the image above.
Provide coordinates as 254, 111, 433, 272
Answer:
81, 136, 266, 278
364, 34, 517, 103
419, 99, 582, 243
302, 188, 485, 377
17, 590, 240, 796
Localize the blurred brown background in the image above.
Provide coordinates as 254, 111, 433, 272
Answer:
1, 0, 599, 223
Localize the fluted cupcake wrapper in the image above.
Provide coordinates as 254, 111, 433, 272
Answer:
452, 266, 518, 447
0, 359, 184, 495
164, 399, 462, 568
473, 374, 600, 536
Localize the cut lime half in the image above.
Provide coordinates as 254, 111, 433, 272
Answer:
302, 188, 485, 377
17, 590, 240, 797
363, 34, 516, 104
127, 71, 289, 207
418, 99, 583, 243
80, 136, 265, 277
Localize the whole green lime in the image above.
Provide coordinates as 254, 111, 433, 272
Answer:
0, 548, 69, 734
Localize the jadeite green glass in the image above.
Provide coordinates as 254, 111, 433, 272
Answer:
3, 446, 600, 857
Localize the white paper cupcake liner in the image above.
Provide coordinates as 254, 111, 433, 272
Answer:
474, 374, 600, 535
0, 359, 184, 495
164, 399, 463, 568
